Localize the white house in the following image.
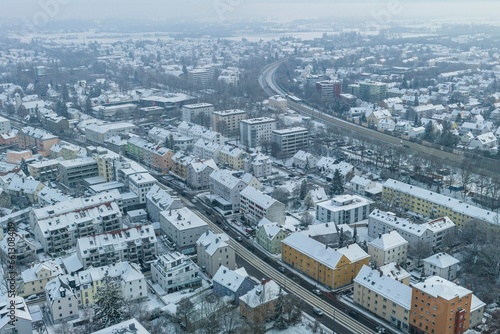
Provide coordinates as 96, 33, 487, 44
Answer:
469, 131, 497, 152
316, 194, 373, 224
240, 186, 286, 225
367, 231, 409, 267
423, 252, 460, 281
45, 275, 81, 324
160, 208, 209, 255
151, 252, 201, 293
196, 230, 236, 277
292, 150, 319, 170
0, 297, 33, 334
209, 169, 247, 212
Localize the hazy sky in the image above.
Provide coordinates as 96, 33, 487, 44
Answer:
1, 0, 500, 24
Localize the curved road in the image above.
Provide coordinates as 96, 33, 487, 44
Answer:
259, 60, 469, 166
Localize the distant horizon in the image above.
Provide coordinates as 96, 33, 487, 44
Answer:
1, 1, 499, 25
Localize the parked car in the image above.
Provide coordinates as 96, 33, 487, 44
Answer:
236, 236, 243, 242
278, 266, 286, 273
313, 289, 322, 296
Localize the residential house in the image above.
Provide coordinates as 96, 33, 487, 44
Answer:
212, 266, 256, 305
45, 275, 81, 324
196, 230, 236, 277
292, 150, 319, 170
209, 169, 247, 211
367, 231, 409, 267
145, 185, 183, 223
239, 279, 282, 323
240, 186, 286, 225
423, 252, 460, 281
186, 159, 218, 190
6, 175, 45, 203
316, 194, 372, 224
18, 261, 64, 297
160, 208, 209, 255
151, 252, 202, 294
18, 126, 59, 157
218, 145, 247, 170
0, 297, 33, 334
255, 219, 287, 254
244, 152, 272, 178
469, 131, 497, 152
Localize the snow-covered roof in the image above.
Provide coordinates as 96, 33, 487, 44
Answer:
368, 231, 408, 251
213, 265, 249, 293
423, 252, 459, 269
239, 279, 282, 308
240, 186, 279, 210
413, 276, 472, 300
196, 230, 230, 256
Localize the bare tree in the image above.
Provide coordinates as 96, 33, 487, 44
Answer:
409, 241, 432, 267
271, 188, 290, 205
300, 211, 314, 226
53, 323, 73, 334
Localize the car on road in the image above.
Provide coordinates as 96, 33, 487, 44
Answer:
278, 266, 286, 273
313, 307, 323, 316
348, 309, 359, 318
236, 236, 243, 242
313, 289, 322, 296
263, 256, 271, 263
223, 225, 229, 230
247, 245, 255, 251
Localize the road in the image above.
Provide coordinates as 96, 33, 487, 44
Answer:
259, 60, 473, 167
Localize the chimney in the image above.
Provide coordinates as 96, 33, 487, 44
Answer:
379, 233, 382, 239
326, 223, 329, 227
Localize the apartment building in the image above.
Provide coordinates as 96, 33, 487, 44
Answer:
382, 179, 497, 227
281, 233, 370, 289
182, 103, 214, 125
196, 230, 236, 277
170, 152, 195, 181
58, 157, 99, 188
145, 184, 183, 223
45, 275, 81, 324
77, 261, 147, 307
316, 194, 373, 224
211, 109, 247, 136
128, 172, 157, 204
76, 225, 157, 269
18, 126, 59, 157
32, 200, 122, 256
160, 207, 209, 255
193, 139, 221, 162
18, 261, 64, 297
256, 220, 287, 254
0, 116, 12, 133
0, 230, 34, 265
186, 159, 218, 190
84, 122, 135, 145
126, 137, 174, 172
354, 265, 411, 332
91, 147, 121, 182
268, 95, 287, 112
209, 169, 247, 211
410, 276, 485, 334
178, 121, 225, 145
239, 117, 277, 148
151, 252, 202, 293
28, 159, 60, 182
271, 127, 309, 158
358, 81, 388, 102
367, 231, 409, 267
244, 152, 272, 178
368, 209, 456, 251
0, 297, 32, 334
315, 80, 342, 99
240, 186, 286, 225
218, 144, 247, 170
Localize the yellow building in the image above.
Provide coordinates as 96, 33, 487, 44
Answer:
18, 261, 64, 297
211, 109, 247, 137
92, 147, 121, 182
382, 179, 497, 228
281, 233, 370, 289
218, 145, 247, 170
354, 265, 411, 332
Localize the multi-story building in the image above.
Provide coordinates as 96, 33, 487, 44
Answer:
209, 169, 247, 211
423, 253, 460, 281
196, 230, 236, 277
240, 186, 286, 225
76, 225, 157, 269
239, 279, 282, 322
126, 137, 174, 173
28, 159, 60, 182
382, 179, 497, 227
239, 117, 277, 148
271, 127, 309, 158
367, 231, 409, 267
84, 122, 136, 145
178, 121, 225, 145
182, 103, 214, 125
218, 144, 247, 170
379, 262, 411, 285
281, 233, 370, 289
292, 150, 319, 170
316, 195, 373, 224
410, 276, 485, 334
193, 139, 221, 162
188, 68, 212, 87
268, 95, 287, 112
146, 184, 183, 223
354, 265, 411, 332
315, 80, 342, 99
368, 209, 456, 251
18, 260, 64, 297
77, 261, 147, 307
127, 172, 157, 204
92, 103, 137, 119
0, 296, 32, 334
255, 219, 287, 254
170, 152, 195, 181
160, 208, 209, 255
151, 252, 202, 293
244, 152, 272, 178
211, 109, 247, 137
0, 231, 36, 266
0, 116, 12, 133
58, 157, 99, 188
186, 159, 218, 190
90, 147, 121, 182
18, 126, 60, 157
358, 81, 388, 102
6, 175, 45, 203
45, 275, 81, 324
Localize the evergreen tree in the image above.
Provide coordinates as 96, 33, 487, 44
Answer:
299, 180, 308, 200
274, 288, 287, 330
330, 169, 344, 195
93, 272, 125, 330
85, 97, 93, 114
20, 158, 29, 176
353, 224, 358, 243
61, 83, 69, 102
455, 113, 462, 124
423, 121, 435, 142
414, 114, 419, 127
55, 100, 68, 118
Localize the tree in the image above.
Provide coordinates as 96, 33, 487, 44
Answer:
17, 105, 28, 118
423, 121, 435, 142
409, 241, 432, 267
484, 309, 500, 333
93, 272, 125, 330
53, 323, 73, 334
55, 100, 68, 118
5, 103, 15, 115
300, 211, 314, 226
271, 188, 290, 205
330, 169, 344, 195
20, 158, 30, 176
176, 297, 195, 332
85, 97, 93, 114
274, 288, 287, 330
304, 194, 315, 210
61, 83, 69, 102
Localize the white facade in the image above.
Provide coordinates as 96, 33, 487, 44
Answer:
151, 252, 202, 293
423, 253, 460, 281
182, 103, 214, 124
0, 116, 12, 133
209, 169, 247, 211
368, 209, 456, 250
244, 152, 272, 178
271, 127, 309, 158
316, 194, 372, 224
367, 231, 409, 267
0, 297, 32, 334
239, 117, 277, 148
128, 172, 157, 204
196, 230, 236, 277
45, 275, 81, 324
240, 186, 285, 225
160, 208, 209, 254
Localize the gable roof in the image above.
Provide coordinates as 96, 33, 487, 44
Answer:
213, 265, 249, 293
